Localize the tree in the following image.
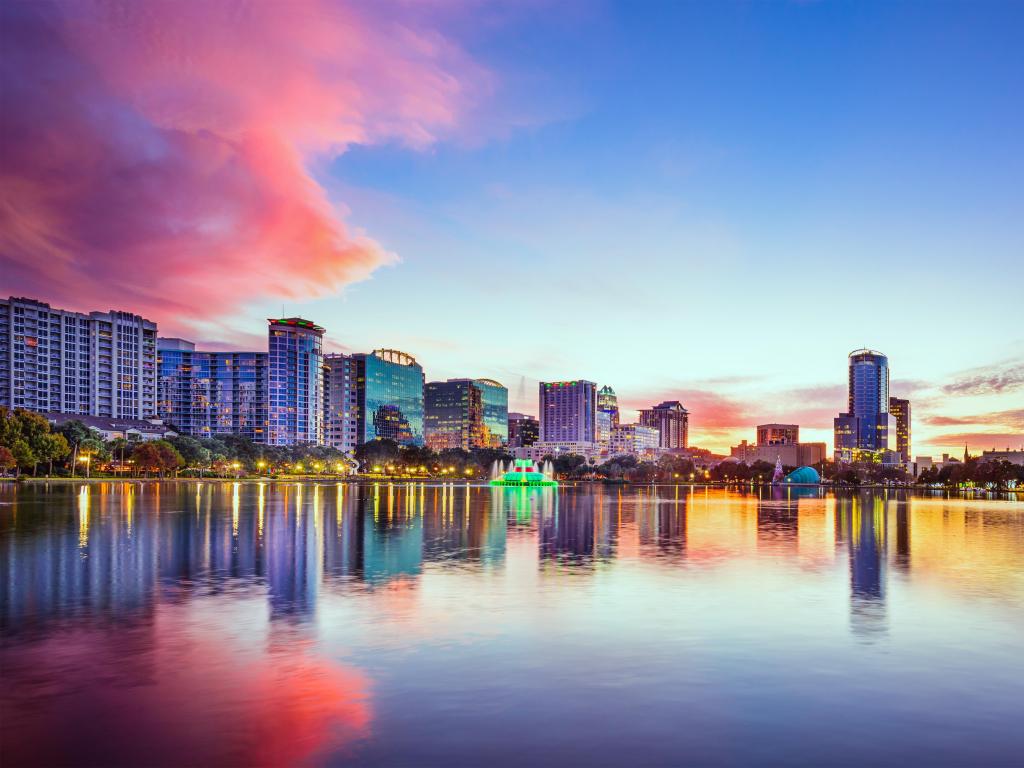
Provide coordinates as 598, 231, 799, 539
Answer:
0, 445, 15, 476
131, 442, 163, 476
38, 432, 70, 475
354, 439, 400, 471
151, 440, 184, 477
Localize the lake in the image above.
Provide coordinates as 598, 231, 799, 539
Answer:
1, 481, 1022, 766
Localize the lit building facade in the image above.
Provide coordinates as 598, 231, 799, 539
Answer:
323, 353, 359, 453
595, 410, 613, 448
757, 423, 799, 445
268, 318, 324, 446
834, 349, 894, 463
1, 296, 156, 419
474, 378, 508, 447
597, 385, 620, 427
539, 380, 596, 445
730, 440, 826, 467
610, 424, 661, 456
424, 379, 484, 451
889, 397, 911, 463
157, 338, 268, 441
638, 400, 689, 449
508, 412, 539, 447
354, 349, 424, 446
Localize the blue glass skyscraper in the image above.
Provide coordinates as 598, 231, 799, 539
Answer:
834, 349, 894, 463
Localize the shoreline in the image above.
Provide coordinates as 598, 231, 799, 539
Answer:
3, 476, 1019, 496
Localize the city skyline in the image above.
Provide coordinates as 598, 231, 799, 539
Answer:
2, 1, 1021, 457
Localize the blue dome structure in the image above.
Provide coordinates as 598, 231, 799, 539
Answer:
784, 466, 820, 485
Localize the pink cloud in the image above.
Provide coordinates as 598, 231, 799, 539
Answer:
0, 1, 488, 337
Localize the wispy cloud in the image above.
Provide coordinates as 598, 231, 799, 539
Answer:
942, 360, 1024, 396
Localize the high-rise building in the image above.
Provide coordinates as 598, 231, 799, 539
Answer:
889, 397, 911, 463
424, 379, 484, 451
638, 400, 689, 449
89, 309, 158, 419
157, 338, 269, 442
1, 296, 156, 419
474, 378, 508, 447
834, 348, 894, 463
757, 424, 799, 445
267, 318, 324, 446
323, 353, 359, 453
597, 385, 620, 428
595, 409, 613, 448
508, 413, 539, 447
354, 349, 425, 446
539, 380, 597, 445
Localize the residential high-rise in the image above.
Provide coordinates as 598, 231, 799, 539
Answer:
597, 385, 620, 427
424, 379, 484, 451
323, 353, 359, 453
539, 380, 596, 444
834, 349, 894, 463
157, 338, 269, 441
508, 413, 539, 447
474, 378, 508, 447
757, 424, 799, 445
267, 318, 324, 446
638, 400, 689, 449
1, 296, 156, 419
889, 397, 911, 463
354, 349, 425, 446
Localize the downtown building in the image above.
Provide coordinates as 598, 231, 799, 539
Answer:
157, 338, 269, 442
609, 423, 660, 457
833, 349, 897, 464
508, 412, 539, 447
529, 380, 598, 460
423, 378, 508, 451
323, 349, 425, 449
267, 318, 325, 446
730, 422, 826, 467
2, 296, 157, 419
597, 385, 620, 428
638, 400, 689, 449
889, 397, 912, 463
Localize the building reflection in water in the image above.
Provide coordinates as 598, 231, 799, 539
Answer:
2, 482, 1018, 641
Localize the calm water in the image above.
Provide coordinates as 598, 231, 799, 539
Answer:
1, 482, 1022, 767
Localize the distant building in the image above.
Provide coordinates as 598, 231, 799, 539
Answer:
473, 378, 508, 447
597, 385, 620, 428
267, 318, 325, 446
610, 424, 660, 457
354, 349, 425, 446
638, 400, 689, 449
757, 424, 799, 445
914, 456, 933, 476
424, 379, 484, 451
979, 449, 1024, 466
595, 409, 613, 448
516, 440, 601, 462
157, 338, 269, 442
508, 413, 539, 447
731, 440, 826, 467
1, 296, 157, 419
323, 353, 359, 453
539, 380, 597, 445
834, 349, 896, 463
889, 397, 911, 463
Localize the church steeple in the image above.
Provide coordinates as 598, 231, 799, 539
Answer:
964, 443, 970, 463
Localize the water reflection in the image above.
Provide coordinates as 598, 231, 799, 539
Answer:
1, 482, 1023, 766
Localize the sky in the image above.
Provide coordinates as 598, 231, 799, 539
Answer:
1, 0, 1022, 456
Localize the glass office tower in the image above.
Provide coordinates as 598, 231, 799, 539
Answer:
597, 385, 620, 428
355, 349, 424, 446
889, 397, 911, 463
268, 318, 324, 446
474, 378, 508, 447
834, 349, 894, 462
424, 379, 483, 451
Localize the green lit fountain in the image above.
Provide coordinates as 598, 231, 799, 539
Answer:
489, 459, 558, 487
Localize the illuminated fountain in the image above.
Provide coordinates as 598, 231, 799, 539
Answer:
489, 458, 558, 487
